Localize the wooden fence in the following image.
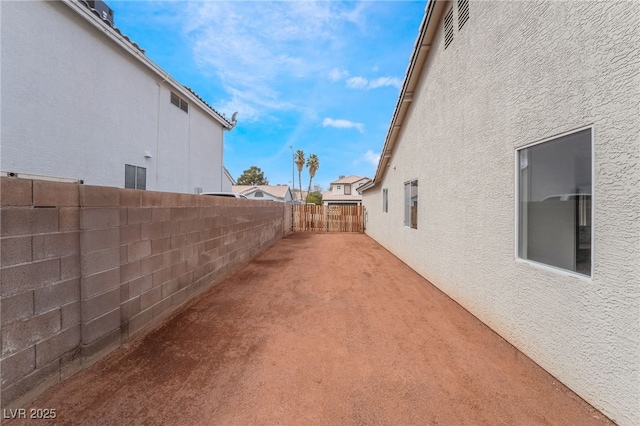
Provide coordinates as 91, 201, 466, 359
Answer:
293, 205, 365, 232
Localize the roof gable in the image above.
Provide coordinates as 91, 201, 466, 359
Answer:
332, 175, 369, 185
63, 0, 234, 129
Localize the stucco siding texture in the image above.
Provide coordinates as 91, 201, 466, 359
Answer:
363, 2, 639, 425
1, 1, 224, 194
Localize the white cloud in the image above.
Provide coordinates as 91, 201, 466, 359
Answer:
346, 75, 402, 90
183, 2, 368, 120
329, 67, 349, 82
352, 149, 381, 167
369, 77, 402, 89
363, 150, 380, 166
322, 118, 364, 133
346, 76, 368, 89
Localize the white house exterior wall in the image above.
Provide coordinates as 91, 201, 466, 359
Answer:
1, 1, 225, 193
362, 2, 639, 425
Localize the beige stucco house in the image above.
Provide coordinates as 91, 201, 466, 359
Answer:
322, 175, 370, 206
361, 1, 639, 425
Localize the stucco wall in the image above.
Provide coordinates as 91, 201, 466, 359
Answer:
1, 1, 225, 193
1, 177, 291, 409
363, 1, 639, 424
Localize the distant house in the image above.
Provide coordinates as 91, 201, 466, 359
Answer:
1, 0, 235, 194
290, 189, 308, 204
232, 185, 293, 203
361, 1, 639, 425
322, 175, 371, 206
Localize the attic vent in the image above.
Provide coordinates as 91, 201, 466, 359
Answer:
458, 0, 469, 30
444, 8, 454, 49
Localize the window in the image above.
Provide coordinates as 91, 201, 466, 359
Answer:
517, 128, 592, 276
444, 8, 454, 49
170, 91, 188, 113
337, 185, 341, 190
254, 191, 263, 198
404, 180, 418, 229
382, 188, 388, 213
125, 164, 146, 190
345, 185, 351, 195
458, 0, 469, 30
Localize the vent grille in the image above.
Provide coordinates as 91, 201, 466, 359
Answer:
444, 8, 454, 49
458, 0, 469, 30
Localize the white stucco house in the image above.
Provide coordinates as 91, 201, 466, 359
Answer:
232, 185, 293, 203
322, 175, 370, 206
1, 0, 236, 194
361, 1, 639, 425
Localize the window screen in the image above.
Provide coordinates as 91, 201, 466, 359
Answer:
518, 128, 592, 276
125, 164, 147, 190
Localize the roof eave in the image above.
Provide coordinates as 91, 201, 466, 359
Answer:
363, 0, 444, 192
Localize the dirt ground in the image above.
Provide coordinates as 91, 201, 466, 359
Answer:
8, 233, 612, 425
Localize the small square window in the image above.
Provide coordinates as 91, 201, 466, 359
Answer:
170, 92, 180, 107
170, 92, 188, 113
125, 164, 146, 190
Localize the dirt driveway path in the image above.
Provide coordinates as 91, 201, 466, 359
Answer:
10, 233, 611, 425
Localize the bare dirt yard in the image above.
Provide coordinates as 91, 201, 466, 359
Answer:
8, 233, 612, 425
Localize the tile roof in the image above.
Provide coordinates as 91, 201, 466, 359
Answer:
322, 192, 363, 202
184, 87, 234, 128
77, 0, 144, 52
332, 175, 369, 184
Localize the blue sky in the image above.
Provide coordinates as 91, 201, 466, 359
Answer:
110, 1, 427, 191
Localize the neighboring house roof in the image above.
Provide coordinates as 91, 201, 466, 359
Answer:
362, 0, 439, 191
64, 0, 235, 129
332, 175, 369, 185
291, 189, 309, 199
322, 192, 363, 203
232, 185, 291, 199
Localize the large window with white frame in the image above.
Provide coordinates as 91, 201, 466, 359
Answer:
517, 128, 592, 276
404, 180, 418, 229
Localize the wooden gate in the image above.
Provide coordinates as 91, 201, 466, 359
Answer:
293, 205, 364, 232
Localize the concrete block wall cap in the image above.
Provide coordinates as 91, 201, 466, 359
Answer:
34, 180, 79, 207
79, 185, 119, 207
1, 177, 33, 206
119, 189, 142, 208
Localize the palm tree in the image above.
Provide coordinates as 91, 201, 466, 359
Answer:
294, 150, 305, 202
306, 154, 319, 200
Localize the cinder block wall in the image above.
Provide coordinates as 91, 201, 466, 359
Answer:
1, 177, 291, 408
